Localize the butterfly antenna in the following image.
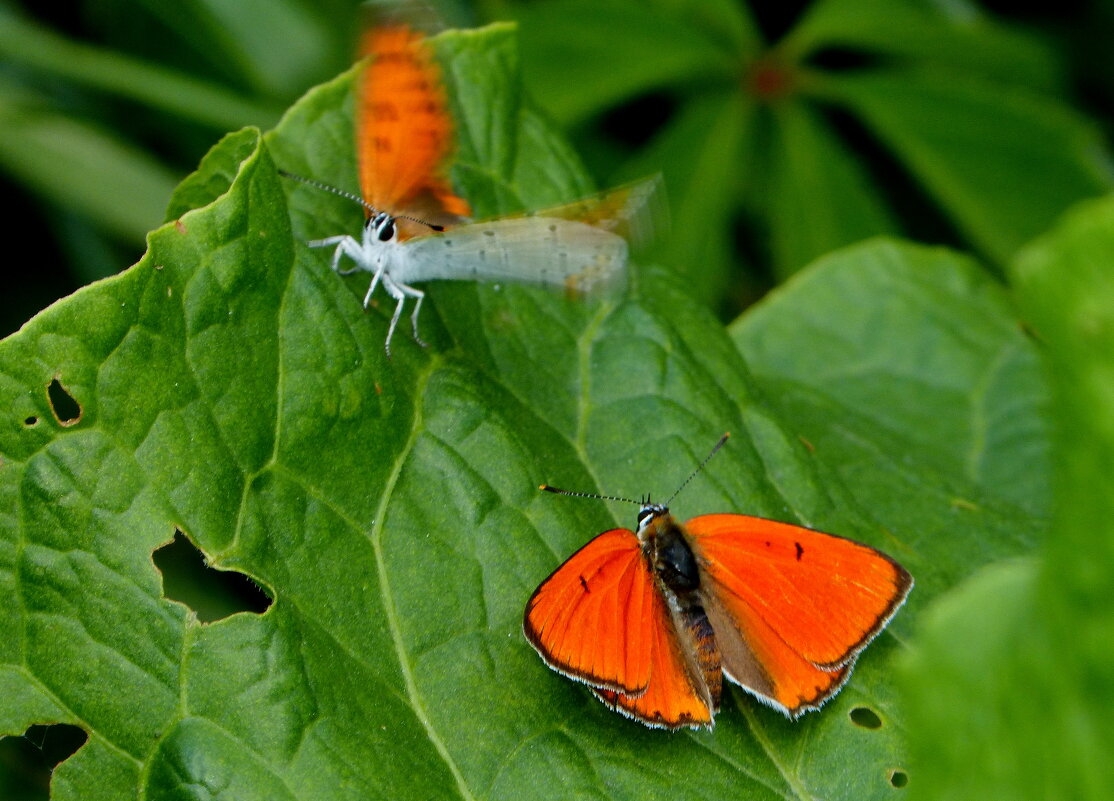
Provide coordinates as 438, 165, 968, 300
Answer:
278, 169, 378, 213
539, 485, 641, 506
278, 169, 444, 232
665, 432, 730, 506
395, 213, 444, 232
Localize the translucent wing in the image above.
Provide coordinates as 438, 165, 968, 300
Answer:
394, 216, 628, 293
501, 176, 663, 251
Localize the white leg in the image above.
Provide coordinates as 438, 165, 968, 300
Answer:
380, 276, 408, 358
309, 235, 364, 274
401, 284, 427, 348
363, 259, 389, 308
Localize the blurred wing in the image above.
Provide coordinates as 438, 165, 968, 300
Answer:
523, 529, 656, 694
686, 514, 912, 716
357, 24, 470, 230
395, 216, 628, 293
524, 176, 664, 250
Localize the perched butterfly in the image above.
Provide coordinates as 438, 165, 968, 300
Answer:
281, 23, 658, 356
524, 434, 913, 729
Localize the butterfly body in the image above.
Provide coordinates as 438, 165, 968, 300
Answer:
285, 22, 656, 355
308, 211, 630, 350
524, 501, 913, 729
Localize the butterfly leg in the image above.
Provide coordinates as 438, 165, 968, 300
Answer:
363, 259, 389, 308
401, 283, 427, 348
309, 235, 363, 274
379, 275, 408, 358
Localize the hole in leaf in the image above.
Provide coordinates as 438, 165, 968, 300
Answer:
849, 706, 883, 729
24, 416, 38, 426
890, 769, 908, 788
153, 531, 272, 622
0, 723, 87, 800
46, 378, 81, 426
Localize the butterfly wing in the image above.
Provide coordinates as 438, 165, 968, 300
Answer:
524, 528, 656, 694
524, 527, 715, 728
357, 25, 470, 234
524, 176, 663, 248
589, 599, 717, 730
686, 514, 912, 716
394, 216, 628, 293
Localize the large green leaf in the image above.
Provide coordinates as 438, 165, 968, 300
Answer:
901, 196, 1114, 801
1, 23, 1051, 801
503, 0, 1112, 289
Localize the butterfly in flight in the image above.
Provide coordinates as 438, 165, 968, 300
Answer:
524, 434, 913, 729
281, 23, 658, 356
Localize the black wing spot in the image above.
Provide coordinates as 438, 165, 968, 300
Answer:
794, 541, 804, 561
579, 575, 590, 593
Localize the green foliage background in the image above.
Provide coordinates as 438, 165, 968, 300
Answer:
2, 2, 1113, 800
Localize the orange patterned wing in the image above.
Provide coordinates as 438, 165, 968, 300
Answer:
685, 514, 911, 715
687, 514, 911, 668
524, 528, 658, 694
357, 25, 470, 235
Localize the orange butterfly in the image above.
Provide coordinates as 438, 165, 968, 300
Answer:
282, 23, 657, 356
524, 434, 913, 729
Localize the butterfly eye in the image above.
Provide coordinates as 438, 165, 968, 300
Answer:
636, 505, 664, 532
372, 214, 397, 243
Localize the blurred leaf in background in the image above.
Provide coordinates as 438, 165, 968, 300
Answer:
491, 0, 1114, 311
902, 195, 1114, 801
0, 0, 366, 335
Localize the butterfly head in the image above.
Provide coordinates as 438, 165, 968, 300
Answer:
636, 502, 668, 534
368, 211, 398, 243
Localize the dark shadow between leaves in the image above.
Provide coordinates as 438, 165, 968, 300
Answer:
153, 530, 273, 623
0, 723, 87, 801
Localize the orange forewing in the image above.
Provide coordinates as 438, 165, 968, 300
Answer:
524, 528, 714, 728
686, 514, 912, 669
523, 529, 656, 695
357, 25, 470, 236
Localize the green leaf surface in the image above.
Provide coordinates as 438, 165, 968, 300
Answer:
617, 89, 756, 308
505, 0, 739, 126
1, 23, 1052, 801
783, 0, 1061, 89
817, 69, 1113, 265
902, 196, 1114, 801
766, 102, 897, 280
730, 239, 1049, 592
